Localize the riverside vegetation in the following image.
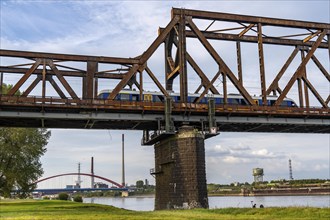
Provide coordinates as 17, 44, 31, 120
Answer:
0, 199, 329, 220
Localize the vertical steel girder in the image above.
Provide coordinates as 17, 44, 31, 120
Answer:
84, 61, 98, 99
257, 23, 267, 106
178, 11, 188, 103
236, 41, 243, 86
300, 50, 309, 107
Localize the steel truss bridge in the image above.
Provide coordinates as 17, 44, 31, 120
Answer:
0, 8, 329, 143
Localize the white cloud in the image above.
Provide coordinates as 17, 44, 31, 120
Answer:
313, 164, 329, 171
223, 156, 251, 164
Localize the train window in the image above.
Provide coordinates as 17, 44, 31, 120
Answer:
216, 98, 223, 104
153, 95, 164, 102
158, 96, 164, 102
171, 96, 176, 102
190, 97, 198, 103
99, 93, 108, 99
132, 95, 139, 101
121, 94, 130, 101
280, 101, 289, 107
240, 99, 248, 105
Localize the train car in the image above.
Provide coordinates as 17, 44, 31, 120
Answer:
97, 89, 297, 107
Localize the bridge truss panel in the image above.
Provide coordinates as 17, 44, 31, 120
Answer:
0, 8, 329, 131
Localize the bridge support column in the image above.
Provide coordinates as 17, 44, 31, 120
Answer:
154, 126, 208, 210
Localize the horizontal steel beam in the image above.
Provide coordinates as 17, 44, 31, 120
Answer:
172, 8, 330, 29
0, 49, 139, 64
159, 28, 329, 48
0, 67, 125, 79
0, 110, 328, 126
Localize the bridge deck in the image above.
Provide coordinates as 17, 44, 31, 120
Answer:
0, 96, 328, 133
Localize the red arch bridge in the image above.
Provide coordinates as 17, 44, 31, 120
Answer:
27, 173, 127, 194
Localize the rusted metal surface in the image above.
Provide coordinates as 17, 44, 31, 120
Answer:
0, 95, 328, 116
257, 23, 267, 106
172, 29, 330, 48
274, 31, 327, 107
0, 8, 329, 131
171, 8, 330, 29
0, 49, 139, 64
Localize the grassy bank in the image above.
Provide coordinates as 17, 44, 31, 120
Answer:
0, 199, 329, 220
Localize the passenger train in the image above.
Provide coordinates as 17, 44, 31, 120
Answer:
97, 89, 297, 107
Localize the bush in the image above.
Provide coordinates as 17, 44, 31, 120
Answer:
73, 195, 83, 203
58, 192, 69, 200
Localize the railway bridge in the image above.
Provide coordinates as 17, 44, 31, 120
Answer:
1, 8, 329, 210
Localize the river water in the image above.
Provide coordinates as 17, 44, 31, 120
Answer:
84, 195, 330, 211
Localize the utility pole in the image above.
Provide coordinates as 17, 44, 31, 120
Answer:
122, 134, 125, 187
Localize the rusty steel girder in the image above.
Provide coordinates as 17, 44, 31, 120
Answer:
0, 8, 329, 121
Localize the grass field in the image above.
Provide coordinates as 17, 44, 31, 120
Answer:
0, 199, 329, 220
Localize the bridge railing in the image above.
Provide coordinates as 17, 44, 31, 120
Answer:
0, 94, 329, 117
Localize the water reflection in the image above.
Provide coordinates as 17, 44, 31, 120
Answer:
84, 195, 330, 211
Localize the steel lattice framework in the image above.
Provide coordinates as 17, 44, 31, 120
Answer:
0, 8, 329, 134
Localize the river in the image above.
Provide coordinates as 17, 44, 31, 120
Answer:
84, 195, 330, 211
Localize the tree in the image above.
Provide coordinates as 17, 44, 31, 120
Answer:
136, 180, 144, 188
58, 192, 69, 200
0, 128, 50, 197
0, 84, 51, 197
1, 83, 16, 95
73, 195, 83, 202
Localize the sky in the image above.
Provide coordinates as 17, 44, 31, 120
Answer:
0, 0, 329, 187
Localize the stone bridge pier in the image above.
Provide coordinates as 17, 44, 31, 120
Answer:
153, 126, 208, 210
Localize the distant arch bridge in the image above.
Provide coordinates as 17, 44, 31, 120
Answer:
34, 172, 124, 189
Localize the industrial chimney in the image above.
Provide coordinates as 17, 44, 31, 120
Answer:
91, 156, 94, 188
122, 134, 125, 187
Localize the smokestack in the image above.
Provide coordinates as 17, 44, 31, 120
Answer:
91, 157, 94, 188
122, 134, 125, 187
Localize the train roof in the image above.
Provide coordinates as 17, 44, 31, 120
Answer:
97, 89, 294, 101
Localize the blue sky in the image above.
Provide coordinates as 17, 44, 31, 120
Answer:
0, 0, 329, 187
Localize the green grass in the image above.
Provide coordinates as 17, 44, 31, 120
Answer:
0, 199, 329, 220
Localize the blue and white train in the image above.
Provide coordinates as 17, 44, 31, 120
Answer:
97, 89, 297, 107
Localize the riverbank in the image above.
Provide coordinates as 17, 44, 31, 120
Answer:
1, 199, 329, 220
208, 186, 330, 197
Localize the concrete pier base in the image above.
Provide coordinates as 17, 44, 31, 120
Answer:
154, 126, 208, 210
